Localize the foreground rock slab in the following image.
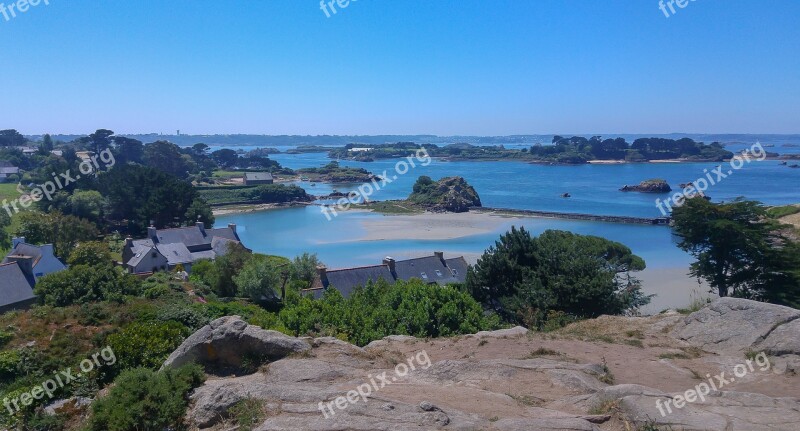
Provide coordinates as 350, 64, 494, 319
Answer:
162, 316, 310, 371
167, 298, 800, 430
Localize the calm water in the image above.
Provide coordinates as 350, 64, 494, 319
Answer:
215, 147, 799, 311
269, 152, 799, 218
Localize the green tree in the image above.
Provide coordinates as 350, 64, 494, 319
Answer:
68, 241, 113, 266
143, 141, 191, 178
466, 227, 648, 328
212, 242, 252, 297
291, 252, 321, 289
67, 189, 107, 224
96, 164, 209, 234
0, 210, 10, 251
672, 198, 800, 305
41, 134, 54, 152
15, 211, 99, 259
112, 136, 144, 164
234, 254, 281, 302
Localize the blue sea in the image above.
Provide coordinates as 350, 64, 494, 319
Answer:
213, 140, 800, 311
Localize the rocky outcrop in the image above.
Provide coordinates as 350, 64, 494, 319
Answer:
671, 297, 800, 373
671, 298, 800, 354
167, 303, 800, 431
408, 176, 482, 213
161, 316, 310, 372
619, 178, 672, 193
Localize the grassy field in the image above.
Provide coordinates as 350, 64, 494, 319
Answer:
212, 170, 245, 179
0, 183, 21, 203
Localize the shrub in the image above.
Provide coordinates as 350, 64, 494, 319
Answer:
0, 330, 12, 348
88, 364, 206, 431
106, 321, 188, 372
34, 264, 142, 306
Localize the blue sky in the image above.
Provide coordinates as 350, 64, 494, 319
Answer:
2, 0, 799, 135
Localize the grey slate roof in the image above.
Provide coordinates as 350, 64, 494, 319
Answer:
445, 257, 469, 280
244, 172, 273, 182
0, 263, 36, 310
123, 225, 242, 273
127, 245, 158, 268
324, 265, 395, 298
2, 243, 43, 266
308, 253, 469, 299
0, 167, 19, 175
394, 256, 465, 286
156, 243, 193, 265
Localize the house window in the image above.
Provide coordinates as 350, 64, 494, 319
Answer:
451, 269, 458, 276
420, 272, 428, 280
152, 252, 157, 258
435, 270, 443, 277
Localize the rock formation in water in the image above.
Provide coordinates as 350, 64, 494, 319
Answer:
620, 179, 672, 193
408, 176, 482, 213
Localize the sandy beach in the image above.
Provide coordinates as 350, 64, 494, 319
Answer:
357, 211, 516, 241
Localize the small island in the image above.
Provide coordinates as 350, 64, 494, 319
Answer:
620, 179, 672, 193
328, 136, 736, 165
358, 176, 482, 214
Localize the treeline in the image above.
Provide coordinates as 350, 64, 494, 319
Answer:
197, 184, 312, 205
326, 137, 735, 164
0, 129, 288, 184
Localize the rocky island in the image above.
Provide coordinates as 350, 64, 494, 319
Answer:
620, 179, 672, 193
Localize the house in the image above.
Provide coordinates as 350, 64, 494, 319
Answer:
2, 237, 67, 280
304, 252, 469, 298
122, 222, 245, 275
0, 160, 19, 182
243, 172, 274, 185
0, 258, 37, 314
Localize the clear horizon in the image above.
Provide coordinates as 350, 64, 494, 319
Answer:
4, 1, 799, 135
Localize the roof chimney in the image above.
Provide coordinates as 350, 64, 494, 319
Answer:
383, 256, 396, 274
125, 236, 133, 248
7, 255, 34, 279
196, 221, 205, 234
434, 251, 445, 263
316, 265, 329, 287
12, 237, 25, 248
228, 223, 237, 233
147, 225, 157, 241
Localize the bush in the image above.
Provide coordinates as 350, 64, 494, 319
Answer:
0, 330, 12, 348
279, 278, 499, 346
34, 264, 142, 306
106, 321, 188, 372
88, 364, 206, 431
